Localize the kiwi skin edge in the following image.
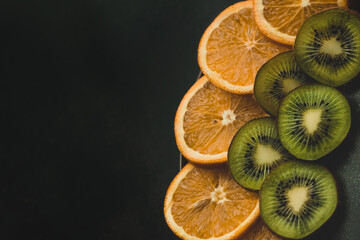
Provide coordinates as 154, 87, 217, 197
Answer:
253, 51, 291, 116
276, 84, 351, 161
294, 8, 360, 87
253, 51, 288, 117
227, 117, 264, 193
227, 117, 285, 192
259, 169, 339, 240
259, 160, 339, 239
254, 50, 313, 116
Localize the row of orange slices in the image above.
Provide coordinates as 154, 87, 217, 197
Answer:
165, 1, 347, 239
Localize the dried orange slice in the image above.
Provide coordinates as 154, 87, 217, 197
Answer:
198, 1, 289, 94
243, 220, 283, 240
253, 0, 348, 46
164, 164, 259, 240
174, 76, 267, 165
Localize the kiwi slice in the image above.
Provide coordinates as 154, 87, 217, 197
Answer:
254, 51, 313, 116
278, 84, 351, 161
295, 8, 360, 87
260, 160, 338, 239
228, 117, 292, 190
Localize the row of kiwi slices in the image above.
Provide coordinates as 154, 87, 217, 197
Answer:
228, 8, 359, 239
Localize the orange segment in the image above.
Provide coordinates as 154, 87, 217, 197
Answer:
164, 164, 259, 240
174, 76, 267, 165
253, 0, 348, 45
198, 1, 289, 94
243, 220, 283, 240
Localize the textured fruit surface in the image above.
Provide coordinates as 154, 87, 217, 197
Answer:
198, 1, 289, 94
253, 0, 347, 45
278, 84, 351, 160
295, 8, 360, 86
175, 76, 267, 165
243, 220, 283, 240
254, 51, 313, 116
164, 164, 259, 240
228, 117, 291, 190
260, 161, 338, 239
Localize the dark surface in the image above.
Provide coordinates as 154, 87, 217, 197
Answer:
1, 0, 360, 240
0, 0, 239, 239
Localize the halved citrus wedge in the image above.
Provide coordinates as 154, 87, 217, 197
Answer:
198, 1, 289, 94
174, 76, 267, 165
243, 220, 283, 240
253, 0, 347, 45
164, 164, 260, 240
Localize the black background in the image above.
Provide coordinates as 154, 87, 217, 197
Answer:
1, 0, 359, 240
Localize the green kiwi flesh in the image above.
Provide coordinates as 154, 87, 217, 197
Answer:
228, 117, 291, 190
260, 160, 338, 239
254, 51, 313, 116
294, 8, 360, 87
278, 84, 351, 160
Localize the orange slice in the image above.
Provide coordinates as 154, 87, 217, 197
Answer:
164, 164, 259, 240
253, 0, 348, 46
174, 76, 267, 165
243, 220, 283, 240
198, 1, 289, 94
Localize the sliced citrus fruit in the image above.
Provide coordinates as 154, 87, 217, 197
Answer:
243, 220, 283, 240
164, 164, 259, 240
198, 1, 290, 94
253, 0, 348, 46
174, 76, 267, 165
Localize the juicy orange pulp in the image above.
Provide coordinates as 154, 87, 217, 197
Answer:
199, 1, 290, 94
164, 164, 259, 239
243, 220, 283, 240
206, 7, 286, 86
253, 0, 347, 45
262, 0, 343, 36
184, 81, 266, 156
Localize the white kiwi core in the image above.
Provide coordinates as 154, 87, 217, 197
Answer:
302, 109, 323, 134
283, 78, 302, 94
254, 144, 281, 165
287, 187, 309, 212
320, 37, 343, 56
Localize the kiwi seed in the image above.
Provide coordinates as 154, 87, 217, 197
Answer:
260, 160, 338, 239
278, 84, 351, 160
228, 117, 292, 190
295, 8, 360, 87
254, 51, 313, 116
